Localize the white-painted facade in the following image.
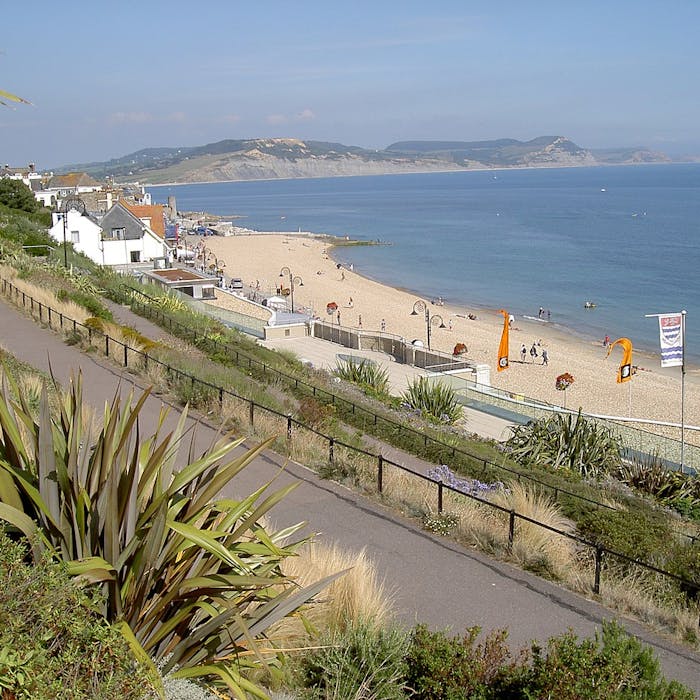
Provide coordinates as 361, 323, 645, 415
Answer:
48, 209, 170, 266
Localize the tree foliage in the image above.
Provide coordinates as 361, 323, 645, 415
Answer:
0, 178, 40, 213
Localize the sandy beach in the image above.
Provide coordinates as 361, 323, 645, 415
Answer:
198, 233, 700, 445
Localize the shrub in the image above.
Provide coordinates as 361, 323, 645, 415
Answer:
506, 411, 622, 478
402, 377, 464, 424
523, 621, 694, 699
335, 357, 390, 397
577, 507, 672, 570
0, 531, 151, 700
300, 620, 408, 700
404, 624, 517, 699
0, 374, 340, 698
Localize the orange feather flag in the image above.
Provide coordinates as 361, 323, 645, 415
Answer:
497, 309, 509, 371
606, 337, 633, 383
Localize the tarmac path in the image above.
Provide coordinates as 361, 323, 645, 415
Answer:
1, 296, 699, 695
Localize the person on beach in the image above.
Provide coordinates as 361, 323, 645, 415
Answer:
530, 343, 538, 362
381, 319, 386, 332
509, 314, 514, 327
337, 310, 341, 325
547, 309, 551, 321
542, 348, 549, 365
538, 307, 544, 319
358, 314, 362, 328
520, 344, 527, 362
348, 297, 353, 308
603, 334, 610, 347
448, 319, 453, 331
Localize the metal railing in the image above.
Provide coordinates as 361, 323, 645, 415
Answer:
2, 274, 698, 611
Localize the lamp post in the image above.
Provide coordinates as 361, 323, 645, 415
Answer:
411, 299, 446, 350
60, 195, 86, 269
279, 266, 303, 313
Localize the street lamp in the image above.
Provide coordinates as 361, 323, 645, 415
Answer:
60, 195, 86, 268
279, 266, 303, 313
411, 299, 446, 350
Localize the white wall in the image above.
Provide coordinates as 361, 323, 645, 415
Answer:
48, 211, 169, 266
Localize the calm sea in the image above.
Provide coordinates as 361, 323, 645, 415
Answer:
148, 164, 700, 362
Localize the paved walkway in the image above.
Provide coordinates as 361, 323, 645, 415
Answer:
2, 296, 699, 693
262, 335, 515, 441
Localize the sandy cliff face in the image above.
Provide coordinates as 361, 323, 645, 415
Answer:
167, 152, 462, 183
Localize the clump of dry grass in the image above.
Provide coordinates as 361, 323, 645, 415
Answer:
272, 541, 395, 648
0, 264, 91, 324
492, 482, 577, 580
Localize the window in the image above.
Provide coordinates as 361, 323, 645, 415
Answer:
110, 227, 126, 240
70, 230, 80, 244
130, 251, 141, 263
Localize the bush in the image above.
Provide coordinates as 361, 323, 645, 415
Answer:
0, 531, 151, 700
576, 507, 672, 569
404, 621, 694, 699
300, 620, 408, 700
506, 411, 622, 478
404, 624, 517, 699
402, 377, 464, 424
524, 621, 694, 699
335, 357, 390, 398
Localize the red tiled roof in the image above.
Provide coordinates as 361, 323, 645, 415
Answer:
122, 203, 166, 238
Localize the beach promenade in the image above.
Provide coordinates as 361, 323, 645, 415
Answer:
1, 294, 699, 693
202, 233, 700, 448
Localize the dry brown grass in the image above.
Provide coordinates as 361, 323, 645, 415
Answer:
271, 541, 395, 648
492, 482, 577, 580
0, 265, 92, 325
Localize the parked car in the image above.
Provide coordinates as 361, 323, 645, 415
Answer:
229, 277, 244, 290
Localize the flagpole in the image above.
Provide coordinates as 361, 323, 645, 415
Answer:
681, 310, 686, 472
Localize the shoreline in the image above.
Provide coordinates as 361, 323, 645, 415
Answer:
198, 232, 700, 442
144, 160, 684, 190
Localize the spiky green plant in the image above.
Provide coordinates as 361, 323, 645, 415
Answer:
402, 377, 464, 424
0, 371, 340, 699
506, 411, 622, 479
334, 358, 390, 397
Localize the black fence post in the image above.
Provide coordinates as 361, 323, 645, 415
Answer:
287, 414, 292, 440
249, 400, 254, 427
48, 307, 52, 327
438, 481, 443, 514
329, 438, 334, 464
377, 455, 384, 493
105, 335, 109, 357
218, 387, 223, 408
508, 510, 516, 547
123, 344, 128, 367
594, 546, 603, 594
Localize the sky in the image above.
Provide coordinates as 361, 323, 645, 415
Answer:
3, 0, 700, 168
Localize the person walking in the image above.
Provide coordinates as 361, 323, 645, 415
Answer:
541, 348, 549, 365
358, 314, 362, 328
529, 343, 538, 362
381, 318, 386, 332
337, 310, 341, 325
520, 344, 527, 363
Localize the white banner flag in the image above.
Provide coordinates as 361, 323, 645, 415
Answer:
658, 313, 683, 367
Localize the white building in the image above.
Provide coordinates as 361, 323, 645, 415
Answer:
48, 202, 171, 267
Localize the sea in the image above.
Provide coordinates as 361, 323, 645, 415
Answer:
148, 163, 700, 363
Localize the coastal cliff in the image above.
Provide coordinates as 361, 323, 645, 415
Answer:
62, 136, 670, 184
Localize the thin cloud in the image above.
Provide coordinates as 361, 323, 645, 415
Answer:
266, 114, 288, 125
296, 109, 315, 121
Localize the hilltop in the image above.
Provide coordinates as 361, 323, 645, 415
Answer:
61, 136, 671, 184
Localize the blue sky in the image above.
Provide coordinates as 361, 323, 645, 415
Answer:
3, 0, 699, 168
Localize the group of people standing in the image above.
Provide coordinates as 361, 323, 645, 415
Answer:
520, 341, 548, 365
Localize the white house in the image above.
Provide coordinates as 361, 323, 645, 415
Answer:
48, 202, 172, 266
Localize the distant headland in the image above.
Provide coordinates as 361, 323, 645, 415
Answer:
58, 136, 672, 185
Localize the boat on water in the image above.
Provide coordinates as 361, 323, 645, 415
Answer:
584, 301, 597, 309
